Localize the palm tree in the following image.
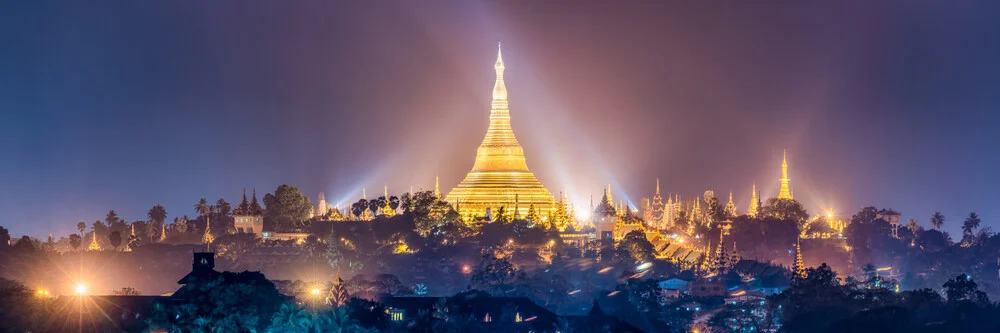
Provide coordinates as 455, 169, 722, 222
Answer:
76, 222, 86, 234
148, 205, 167, 225
930, 212, 945, 231
906, 218, 920, 234
326, 306, 360, 333
367, 199, 380, 217
389, 195, 400, 211
351, 200, 366, 219
194, 198, 210, 218
269, 303, 311, 331
963, 212, 981, 236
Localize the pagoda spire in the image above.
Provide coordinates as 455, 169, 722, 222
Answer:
88, 231, 101, 251
778, 150, 793, 200
747, 182, 760, 218
493, 42, 506, 102
434, 175, 440, 198
202, 217, 214, 244
793, 238, 806, 279
159, 219, 167, 242
724, 191, 737, 218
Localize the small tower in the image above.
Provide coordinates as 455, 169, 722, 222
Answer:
793, 238, 806, 279
88, 232, 101, 251
202, 217, 214, 244
318, 192, 328, 217
434, 175, 441, 199
724, 191, 737, 218
159, 219, 167, 242
124, 224, 134, 252
747, 182, 760, 218
651, 179, 665, 229
714, 229, 729, 274
778, 150, 794, 200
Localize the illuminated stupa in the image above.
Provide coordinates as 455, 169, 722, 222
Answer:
778, 150, 793, 200
445, 43, 556, 220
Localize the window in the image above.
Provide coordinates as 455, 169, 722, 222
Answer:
389, 309, 405, 322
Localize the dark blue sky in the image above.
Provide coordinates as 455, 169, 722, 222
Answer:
2, 1, 999, 238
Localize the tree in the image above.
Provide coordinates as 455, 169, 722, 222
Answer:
367, 198, 380, 217
77, 222, 87, 234
148, 204, 168, 226
215, 198, 232, 216
0, 226, 9, 248
943, 274, 989, 304
145, 220, 159, 243
108, 231, 122, 251
152, 271, 284, 332
11, 236, 36, 253
615, 230, 654, 263
471, 255, 519, 295
930, 212, 945, 231
962, 212, 981, 237
851, 206, 879, 226
263, 184, 313, 232
761, 198, 809, 227
905, 218, 920, 234
194, 198, 210, 218
69, 234, 82, 251
105, 210, 121, 227
388, 195, 400, 211
351, 200, 366, 219
174, 216, 188, 233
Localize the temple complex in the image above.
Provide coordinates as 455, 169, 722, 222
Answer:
445, 44, 556, 220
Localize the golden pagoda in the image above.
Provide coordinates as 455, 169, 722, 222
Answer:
778, 150, 793, 200
445, 43, 556, 220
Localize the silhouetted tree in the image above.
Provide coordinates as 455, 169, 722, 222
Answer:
761, 198, 809, 228
147, 204, 167, 226
0, 226, 9, 248
930, 212, 945, 231
108, 231, 122, 251
76, 221, 87, 234
68, 233, 82, 251
615, 230, 654, 263
962, 212, 981, 239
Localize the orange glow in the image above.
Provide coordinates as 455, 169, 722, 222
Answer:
74, 283, 87, 295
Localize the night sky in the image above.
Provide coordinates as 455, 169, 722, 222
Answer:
2, 1, 999, 238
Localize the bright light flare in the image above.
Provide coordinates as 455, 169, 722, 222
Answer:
74, 283, 87, 295
310, 288, 322, 296
597, 267, 612, 274
636, 262, 652, 272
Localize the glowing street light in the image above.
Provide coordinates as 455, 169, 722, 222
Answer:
74, 283, 88, 295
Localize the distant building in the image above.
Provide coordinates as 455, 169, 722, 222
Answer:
877, 208, 902, 238
233, 189, 264, 238
689, 277, 726, 297
592, 185, 618, 241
